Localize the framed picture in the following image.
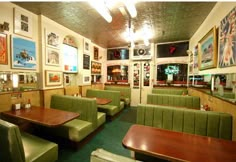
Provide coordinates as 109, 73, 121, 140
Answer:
91, 61, 101, 74
46, 47, 60, 66
83, 38, 91, 54
94, 46, 99, 60
193, 45, 199, 73
83, 54, 90, 70
0, 33, 8, 64
46, 30, 60, 48
14, 8, 33, 38
11, 35, 36, 70
83, 75, 90, 84
198, 26, 217, 70
45, 70, 62, 86
219, 7, 236, 68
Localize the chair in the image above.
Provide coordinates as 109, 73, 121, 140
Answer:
90, 148, 141, 162
0, 119, 58, 162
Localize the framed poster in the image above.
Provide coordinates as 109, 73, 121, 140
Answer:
83, 54, 90, 70
0, 33, 8, 64
83, 38, 91, 54
143, 62, 150, 86
219, 7, 236, 68
133, 63, 140, 87
46, 30, 60, 48
94, 46, 99, 60
11, 35, 36, 70
198, 26, 217, 70
193, 45, 199, 73
46, 47, 60, 66
91, 61, 101, 74
63, 44, 78, 73
45, 70, 62, 86
14, 8, 33, 38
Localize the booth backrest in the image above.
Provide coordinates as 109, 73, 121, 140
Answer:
136, 104, 232, 140
152, 88, 188, 95
0, 119, 25, 162
104, 86, 131, 99
147, 94, 200, 109
51, 94, 98, 129
86, 89, 121, 109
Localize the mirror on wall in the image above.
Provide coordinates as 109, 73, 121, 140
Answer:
107, 65, 128, 83
0, 72, 38, 93
189, 73, 236, 103
188, 74, 211, 88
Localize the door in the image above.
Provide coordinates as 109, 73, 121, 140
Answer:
131, 61, 153, 106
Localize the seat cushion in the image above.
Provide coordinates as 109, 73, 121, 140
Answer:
44, 119, 93, 142
120, 101, 125, 110
91, 148, 141, 162
97, 112, 106, 128
98, 105, 119, 116
21, 132, 58, 162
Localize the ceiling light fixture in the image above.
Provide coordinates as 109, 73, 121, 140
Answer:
123, 0, 137, 18
89, 0, 112, 23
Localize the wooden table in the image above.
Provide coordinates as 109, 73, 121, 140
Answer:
85, 97, 112, 105
1, 106, 80, 127
122, 124, 236, 162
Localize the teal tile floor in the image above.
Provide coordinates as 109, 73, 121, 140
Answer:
57, 107, 136, 162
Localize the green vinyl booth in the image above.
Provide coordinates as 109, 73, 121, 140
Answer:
0, 119, 58, 162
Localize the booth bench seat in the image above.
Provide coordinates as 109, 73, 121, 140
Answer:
152, 88, 188, 95
91, 148, 140, 162
104, 86, 131, 107
0, 119, 58, 162
147, 93, 200, 109
41, 95, 105, 144
86, 89, 124, 117
137, 104, 232, 140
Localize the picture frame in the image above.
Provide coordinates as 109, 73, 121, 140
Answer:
11, 35, 36, 70
83, 54, 90, 70
193, 45, 199, 73
91, 61, 101, 74
83, 75, 91, 84
198, 26, 217, 70
219, 7, 236, 68
46, 30, 60, 48
46, 47, 60, 66
45, 70, 62, 86
14, 8, 33, 38
0, 33, 8, 64
83, 38, 91, 54
94, 46, 99, 60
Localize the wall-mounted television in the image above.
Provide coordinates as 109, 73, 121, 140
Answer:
63, 44, 78, 73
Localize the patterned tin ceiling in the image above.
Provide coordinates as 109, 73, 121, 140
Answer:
14, 1, 216, 48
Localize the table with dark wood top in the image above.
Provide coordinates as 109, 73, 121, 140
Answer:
85, 97, 112, 105
122, 124, 236, 162
1, 106, 80, 127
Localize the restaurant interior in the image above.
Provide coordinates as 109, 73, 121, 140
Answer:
1, 1, 236, 162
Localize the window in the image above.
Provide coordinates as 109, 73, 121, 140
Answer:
107, 65, 128, 83
107, 48, 129, 60
156, 64, 187, 86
